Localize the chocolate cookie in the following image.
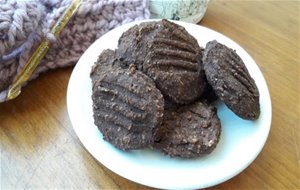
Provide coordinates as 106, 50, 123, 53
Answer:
90, 49, 120, 83
117, 19, 206, 104
144, 20, 206, 104
154, 101, 221, 158
203, 40, 260, 120
92, 66, 164, 150
116, 21, 158, 70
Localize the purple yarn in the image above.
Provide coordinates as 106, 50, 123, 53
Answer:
0, 0, 150, 101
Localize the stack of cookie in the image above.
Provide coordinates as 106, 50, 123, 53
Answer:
90, 20, 260, 158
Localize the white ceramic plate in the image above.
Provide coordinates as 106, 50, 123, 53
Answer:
67, 20, 272, 190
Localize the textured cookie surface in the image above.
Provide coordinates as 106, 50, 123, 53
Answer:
154, 101, 221, 158
90, 49, 120, 83
117, 19, 206, 104
203, 40, 260, 120
92, 66, 164, 150
116, 21, 158, 70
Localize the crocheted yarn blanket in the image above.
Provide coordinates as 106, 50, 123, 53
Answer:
0, 0, 149, 101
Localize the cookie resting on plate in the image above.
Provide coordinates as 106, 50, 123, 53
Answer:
91, 65, 164, 150
90, 49, 121, 83
154, 101, 221, 158
117, 19, 206, 105
203, 40, 260, 120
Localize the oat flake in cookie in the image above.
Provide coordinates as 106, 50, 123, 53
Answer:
203, 40, 260, 120
154, 101, 221, 158
117, 19, 206, 104
91, 65, 164, 150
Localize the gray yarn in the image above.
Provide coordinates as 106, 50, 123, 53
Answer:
0, 0, 150, 101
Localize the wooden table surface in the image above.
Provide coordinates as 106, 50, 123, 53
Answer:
1, 1, 299, 189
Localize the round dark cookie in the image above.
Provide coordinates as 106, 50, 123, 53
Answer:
154, 101, 221, 158
117, 19, 206, 104
90, 49, 121, 83
92, 66, 164, 150
116, 21, 158, 70
203, 40, 260, 120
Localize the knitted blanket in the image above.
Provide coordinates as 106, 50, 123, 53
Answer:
0, 0, 149, 102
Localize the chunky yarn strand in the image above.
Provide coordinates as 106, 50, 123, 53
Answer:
0, 0, 150, 102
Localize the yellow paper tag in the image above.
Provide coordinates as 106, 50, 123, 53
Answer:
7, 0, 82, 100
